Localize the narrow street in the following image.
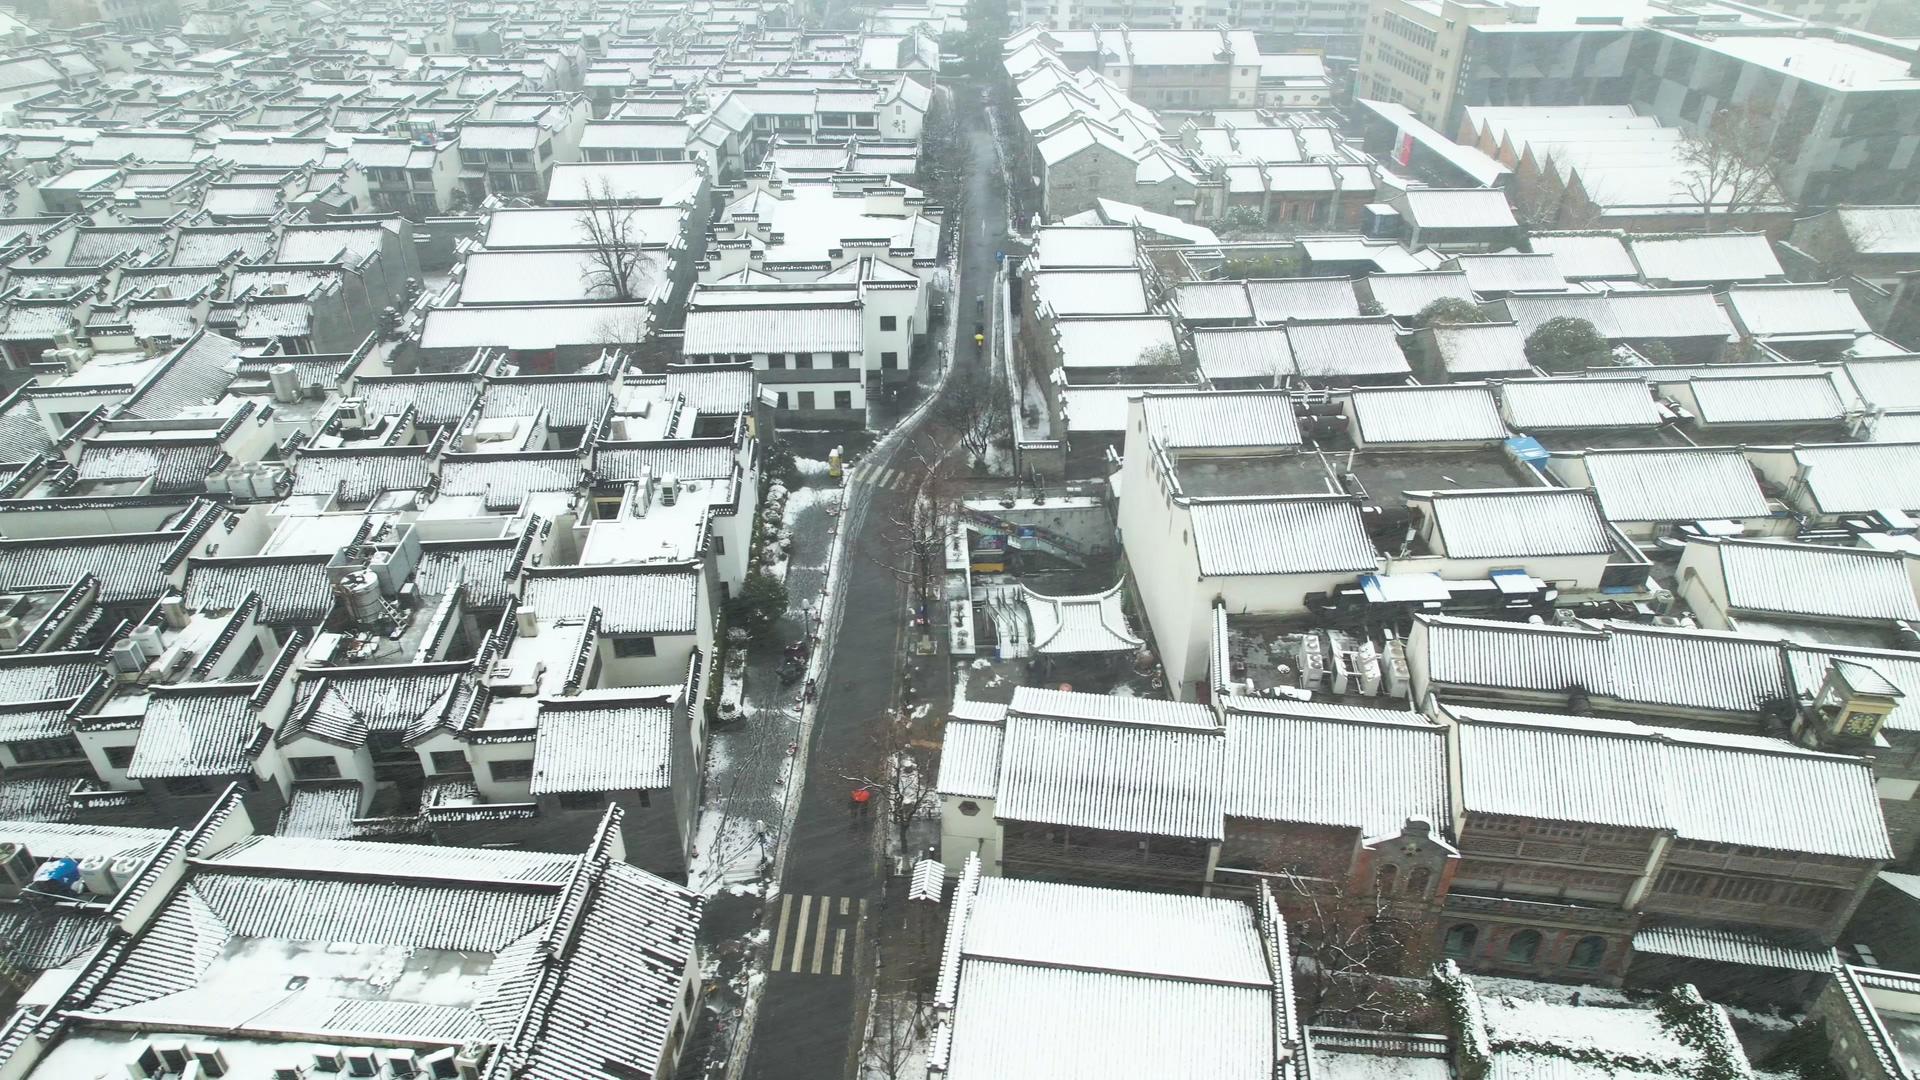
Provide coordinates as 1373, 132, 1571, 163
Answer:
738, 81, 1009, 1080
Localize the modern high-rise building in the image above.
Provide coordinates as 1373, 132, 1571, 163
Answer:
1356, 0, 1920, 204
1014, 0, 1370, 55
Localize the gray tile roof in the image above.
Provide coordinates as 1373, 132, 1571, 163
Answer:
1186, 497, 1376, 576
125, 685, 261, 779
484, 376, 613, 429
440, 454, 585, 510
1223, 699, 1445, 836
120, 331, 241, 420
1496, 377, 1661, 430
0, 533, 181, 603
522, 565, 699, 635
76, 441, 225, 492
530, 696, 674, 794
595, 443, 735, 484
415, 537, 526, 609
290, 447, 435, 505
356, 376, 482, 425
183, 554, 336, 625
1450, 706, 1891, 861
1421, 488, 1614, 559
1577, 447, 1770, 523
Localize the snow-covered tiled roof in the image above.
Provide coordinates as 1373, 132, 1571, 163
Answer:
596, 443, 735, 484
182, 554, 335, 625
0, 652, 104, 703
121, 330, 240, 419
355, 375, 482, 425
439, 454, 584, 510
0, 702, 74, 743
1141, 389, 1300, 450
125, 684, 261, 779
1447, 704, 1891, 860
0, 532, 181, 603
1629, 232, 1783, 285
1023, 584, 1142, 654
997, 710, 1223, 839
522, 564, 699, 635
1349, 384, 1508, 445
1186, 497, 1377, 577
936, 718, 1004, 799
1632, 923, 1837, 973
1789, 442, 1920, 515
204, 833, 577, 882
288, 670, 464, 747
935, 859, 1282, 1080
290, 447, 435, 505
1697, 538, 1920, 623
76, 441, 223, 492
1573, 446, 1769, 523
1223, 700, 1445, 837
1284, 318, 1410, 380
530, 695, 674, 794
415, 536, 528, 610
1414, 614, 1791, 717
1419, 488, 1613, 560
1496, 377, 1660, 431
483, 376, 612, 430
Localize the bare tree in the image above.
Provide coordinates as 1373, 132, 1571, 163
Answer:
1278, 871, 1428, 1028
861, 985, 929, 1080
1677, 103, 1784, 233
575, 178, 650, 301
841, 705, 939, 855
936, 374, 1010, 471
870, 441, 957, 611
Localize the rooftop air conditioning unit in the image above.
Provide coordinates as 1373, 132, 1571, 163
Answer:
0, 617, 22, 651
345, 1049, 380, 1078
190, 1045, 229, 1078
0, 843, 34, 889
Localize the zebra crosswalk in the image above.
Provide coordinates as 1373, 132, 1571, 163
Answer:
768, 893, 867, 976
847, 462, 915, 492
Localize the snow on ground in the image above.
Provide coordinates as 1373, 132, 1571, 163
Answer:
1481, 995, 1689, 1061
980, 439, 1013, 476
687, 802, 771, 895
1311, 1050, 1450, 1080
1471, 975, 1636, 1007
761, 483, 840, 583
860, 997, 933, 1080
1723, 1004, 1800, 1032
794, 456, 832, 476
1018, 373, 1051, 439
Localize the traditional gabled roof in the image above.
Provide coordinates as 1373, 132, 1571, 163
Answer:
1186, 497, 1376, 577
1222, 698, 1446, 837
121, 330, 240, 419
1417, 487, 1614, 559
521, 564, 699, 635
0, 532, 182, 603
1574, 446, 1769, 523
415, 529, 535, 610
286, 668, 465, 748
354, 374, 482, 426
439, 453, 584, 510
290, 446, 436, 505
1445, 704, 1891, 861
1414, 614, 1791, 717
182, 554, 334, 625
996, 687, 1223, 840
125, 684, 262, 779
529, 693, 675, 795
1695, 538, 1920, 623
